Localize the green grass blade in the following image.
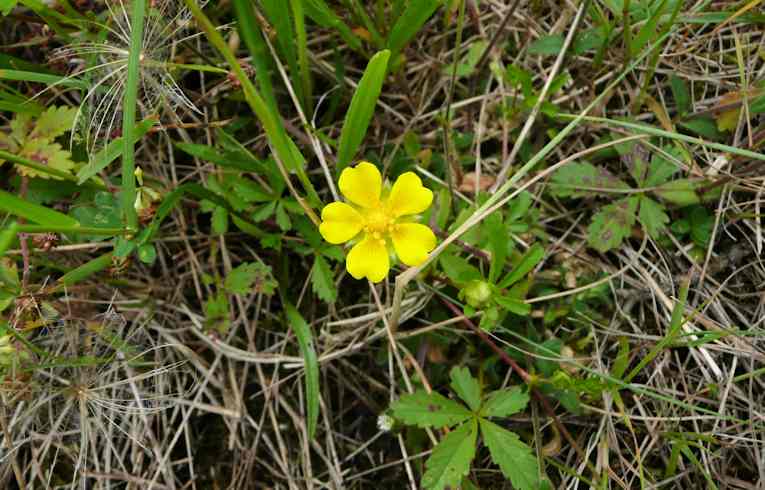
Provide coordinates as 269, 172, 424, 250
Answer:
232, 0, 278, 110
120, 0, 147, 232
0, 222, 19, 257
77, 119, 156, 185
285, 303, 320, 439
262, 0, 305, 110
55, 251, 114, 290
0, 189, 80, 227
303, 0, 363, 52
290, 0, 313, 115
336, 49, 390, 171
0, 69, 87, 89
386, 0, 442, 58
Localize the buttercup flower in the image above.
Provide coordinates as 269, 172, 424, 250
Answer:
319, 162, 437, 283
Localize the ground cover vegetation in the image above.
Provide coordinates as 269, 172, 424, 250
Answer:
1, 0, 765, 488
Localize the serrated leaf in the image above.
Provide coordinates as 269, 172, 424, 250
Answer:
311, 255, 337, 303
450, 366, 481, 412
479, 419, 540, 490
392, 390, 472, 428
638, 196, 669, 239
421, 419, 477, 490
483, 212, 506, 283
17, 139, 74, 179
224, 262, 276, 295
528, 34, 564, 56
480, 387, 529, 418
587, 197, 639, 252
688, 205, 713, 248
550, 161, 629, 198
442, 40, 487, 78
275, 201, 291, 231
29, 106, 77, 141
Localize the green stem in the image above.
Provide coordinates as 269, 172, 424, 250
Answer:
121, 0, 147, 233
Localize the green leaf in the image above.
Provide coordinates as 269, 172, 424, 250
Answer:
587, 196, 639, 252
387, 0, 442, 57
285, 304, 320, 439
16, 139, 75, 179
493, 294, 531, 316
0, 188, 79, 227
28, 105, 77, 141
212, 206, 229, 234
550, 161, 630, 198
670, 75, 691, 115
440, 253, 482, 285
392, 390, 472, 428
275, 201, 291, 231
645, 147, 682, 187
480, 387, 529, 418
442, 40, 487, 78
638, 196, 669, 239
303, 0, 363, 52
528, 34, 564, 55
449, 366, 481, 412
688, 205, 713, 248
484, 212, 506, 283
69, 191, 123, 242
479, 419, 540, 490
678, 116, 723, 141
77, 119, 156, 184
653, 179, 702, 206
336, 50, 390, 171
224, 262, 276, 295
175, 141, 264, 173
311, 255, 337, 303
498, 243, 545, 289
421, 419, 477, 490
0, 0, 18, 16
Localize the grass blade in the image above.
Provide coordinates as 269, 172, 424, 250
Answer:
336, 49, 390, 171
77, 119, 156, 184
386, 0, 442, 58
0, 189, 80, 227
285, 303, 320, 439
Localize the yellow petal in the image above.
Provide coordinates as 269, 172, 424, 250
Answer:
319, 202, 363, 244
338, 161, 382, 208
391, 223, 436, 266
346, 237, 389, 282
387, 172, 433, 217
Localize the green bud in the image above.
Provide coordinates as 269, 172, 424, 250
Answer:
461, 280, 492, 308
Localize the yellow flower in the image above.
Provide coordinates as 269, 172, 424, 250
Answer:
319, 162, 437, 283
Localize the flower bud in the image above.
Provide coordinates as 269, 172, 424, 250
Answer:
461, 280, 492, 308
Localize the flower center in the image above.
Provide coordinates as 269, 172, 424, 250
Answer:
363, 209, 395, 242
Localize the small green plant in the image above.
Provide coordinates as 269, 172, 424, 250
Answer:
0, 106, 77, 179
391, 366, 542, 490
551, 142, 720, 252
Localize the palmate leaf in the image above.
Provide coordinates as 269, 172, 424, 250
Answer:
449, 366, 481, 412
421, 419, 477, 490
479, 419, 540, 490
587, 196, 639, 252
391, 390, 472, 428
